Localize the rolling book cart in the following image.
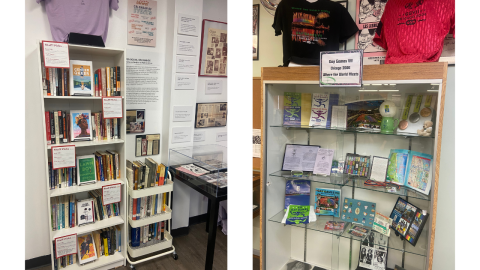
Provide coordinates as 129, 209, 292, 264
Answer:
38, 42, 128, 269
126, 171, 178, 269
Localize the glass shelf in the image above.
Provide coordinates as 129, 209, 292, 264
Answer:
269, 171, 431, 201
268, 211, 428, 257
269, 125, 434, 139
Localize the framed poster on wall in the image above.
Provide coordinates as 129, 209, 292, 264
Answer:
198, 20, 227, 77
194, 102, 227, 128
253, 4, 260, 60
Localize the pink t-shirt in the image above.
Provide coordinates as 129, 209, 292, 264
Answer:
37, 0, 119, 43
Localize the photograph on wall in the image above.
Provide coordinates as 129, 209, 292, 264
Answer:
253, 4, 260, 60
355, 0, 389, 65
70, 110, 92, 141
199, 20, 227, 77
127, 0, 157, 47
126, 109, 145, 133
195, 102, 227, 128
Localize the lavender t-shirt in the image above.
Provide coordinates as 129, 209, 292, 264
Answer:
37, 0, 119, 43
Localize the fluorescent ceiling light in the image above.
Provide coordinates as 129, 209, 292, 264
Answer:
359, 90, 378, 92
379, 90, 399, 92
372, 84, 382, 85
389, 84, 396, 85
427, 90, 439, 92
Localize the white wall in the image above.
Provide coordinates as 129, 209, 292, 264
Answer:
25, 0, 169, 260
432, 66, 455, 270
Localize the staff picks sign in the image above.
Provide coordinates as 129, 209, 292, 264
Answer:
319, 50, 363, 87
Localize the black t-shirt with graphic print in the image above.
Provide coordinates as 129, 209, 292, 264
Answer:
273, 0, 358, 66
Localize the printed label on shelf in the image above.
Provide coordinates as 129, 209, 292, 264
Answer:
51, 145, 76, 170
102, 183, 122, 205
102, 97, 123, 119
42, 41, 70, 68
55, 234, 77, 259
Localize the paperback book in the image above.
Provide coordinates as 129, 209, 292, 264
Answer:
70, 60, 93, 96
283, 92, 302, 126
314, 188, 340, 217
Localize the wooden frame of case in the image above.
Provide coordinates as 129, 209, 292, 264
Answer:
260, 62, 448, 270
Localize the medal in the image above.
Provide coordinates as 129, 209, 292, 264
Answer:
399, 95, 413, 130
420, 95, 432, 117
408, 95, 423, 123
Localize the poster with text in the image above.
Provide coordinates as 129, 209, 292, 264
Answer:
355, 0, 388, 65
195, 102, 227, 128
127, 0, 157, 47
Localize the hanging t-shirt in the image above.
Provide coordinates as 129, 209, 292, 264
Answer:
36, 0, 119, 43
373, 0, 455, 64
273, 0, 358, 66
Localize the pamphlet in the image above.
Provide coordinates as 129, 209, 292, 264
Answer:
359, 231, 388, 270
347, 225, 369, 238
405, 151, 433, 195
373, 211, 393, 236
309, 93, 330, 127
283, 92, 301, 125
281, 205, 317, 225
282, 144, 320, 172
370, 156, 389, 182
386, 149, 409, 185
284, 180, 311, 211
176, 164, 210, 177
313, 148, 334, 175
331, 105, 347, 129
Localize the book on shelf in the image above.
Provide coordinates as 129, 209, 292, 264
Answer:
126, 159, 169, 191
129, 221, 165, 248
48, 162, 77, 189
50, 195, 77, 231
129, 193, 165, 221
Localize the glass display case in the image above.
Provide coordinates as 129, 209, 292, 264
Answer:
169, 144, 228, 198
260, 63, 448, 270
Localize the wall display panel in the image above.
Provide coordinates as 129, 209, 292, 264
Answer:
194, 102, 227, 128
198, 20, 227, 77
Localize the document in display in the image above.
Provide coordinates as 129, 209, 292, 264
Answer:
177, 35, 198, 56
176, 56, 197, 74
331, 106, 347, 129
173, 106, 194, 122
175, 74, 195, 90
194, 131, 205, 142
172, 127, 192, 143
370, 156, 389, 182
282, 144, 320, 172
205, 80, 223, 95
313, 148, 335, 176
178, 14, 200, 36
253, 129, 261, 158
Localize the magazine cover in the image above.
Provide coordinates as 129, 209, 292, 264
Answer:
405, 210, 428, 246
284, 92, 302, 125
345, 100, 383, 129
70, 60, 93, 96
405, 151, 433, 195
70, 110, 92, 141
309, 93, 330, 127
285, 205, 310, 225
390, 198, 416, 237
77, 155, 97, 185
77, 233, 97, 264
386, 149, 410, 185
314, 188, 340, 217
284, 180, 311, 211
324, 221, 345, 231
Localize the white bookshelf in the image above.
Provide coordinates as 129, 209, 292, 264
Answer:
38, 41, 127, 270
125, 173, 176, 263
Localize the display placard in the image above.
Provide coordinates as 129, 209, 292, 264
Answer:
54, 234, 77, 259
205, 80, 223, 95
102, 97, 123, 119
127, 0, 157, 47
102, 183, 122, 205
173, 106, 194, 122
319, 50, 363, 87
51, 145, 76, 170
42, 41, 70, 68
177, 14, 200, 36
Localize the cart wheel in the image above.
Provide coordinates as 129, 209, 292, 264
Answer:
129, 263, 136, 270
173, 253, 179, 260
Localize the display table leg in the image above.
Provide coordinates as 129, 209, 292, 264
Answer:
205, 199, 219, 270
206, 198, 211, 233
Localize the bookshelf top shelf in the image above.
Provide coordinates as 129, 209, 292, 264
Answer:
47, 139, 124, 150
39, 41, 125, 56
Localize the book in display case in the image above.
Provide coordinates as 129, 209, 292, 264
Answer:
260, 63, 448, 270
38, 41, 128, 270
